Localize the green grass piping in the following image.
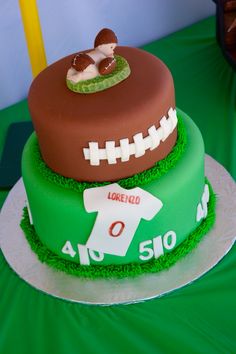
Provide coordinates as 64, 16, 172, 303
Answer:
20, 179, 216, 279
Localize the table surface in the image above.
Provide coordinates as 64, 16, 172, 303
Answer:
0, 16, 236, 354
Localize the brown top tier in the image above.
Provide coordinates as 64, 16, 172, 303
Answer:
28, 46, 176, 182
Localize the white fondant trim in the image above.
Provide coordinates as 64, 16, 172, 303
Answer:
77, 244, 90, 265
26, 199, 33, 225
89, 142, 100, 166
120, 138, 130, 162
83, 108, 178, 166
148, 125, 160, 151
196, 184, 210, 222
134, 132, 146, 157
105, 141, 117, 164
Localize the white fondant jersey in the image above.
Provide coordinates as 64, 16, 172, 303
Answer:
84, 183, 163, 256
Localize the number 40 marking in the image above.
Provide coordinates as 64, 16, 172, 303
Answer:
139, 231, 176, 261
61, 241, 104, 266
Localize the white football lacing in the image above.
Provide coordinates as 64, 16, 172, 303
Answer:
83, 107, 178, 166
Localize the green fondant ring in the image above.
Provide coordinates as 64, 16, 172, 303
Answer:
20, 179, 216, 279
66, 55, 131, 93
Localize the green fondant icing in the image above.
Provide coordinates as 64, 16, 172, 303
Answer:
24, 113, 186, 193
22, 110, 205, 266
20, 179, 216, 279
66, 55, 131, 94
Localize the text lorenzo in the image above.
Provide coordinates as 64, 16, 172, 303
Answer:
107, 192, 140, 205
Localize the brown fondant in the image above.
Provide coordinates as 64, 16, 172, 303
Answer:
224, 13, 236, 48
99, 57, 116, 75
28, 46, 176, 182
224, 1, 236, 12
71, 53, 95, 71
94, 28, 118, 48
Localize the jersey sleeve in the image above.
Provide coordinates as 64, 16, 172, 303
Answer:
138, 188, 163, 220
83, 184, 112, 213
83, 187, 103, 213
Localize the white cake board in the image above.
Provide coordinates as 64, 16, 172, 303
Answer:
0, 155, 235, 306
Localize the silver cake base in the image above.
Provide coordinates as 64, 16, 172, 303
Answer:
0, 155, 235, 306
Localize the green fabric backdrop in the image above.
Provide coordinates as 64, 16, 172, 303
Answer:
0, 17, 236, 354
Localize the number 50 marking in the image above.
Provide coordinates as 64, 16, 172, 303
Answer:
139, 231, 176, 261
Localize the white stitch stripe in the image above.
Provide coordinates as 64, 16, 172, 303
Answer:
133, 132, 145, 157
160, 116, 172, 141
83, 108, 178, 166
148, 125, 161, 150
105, 141, 117, 164
120, 138, 130, 161
169, 107, 178, 129
89, 142, 100, 166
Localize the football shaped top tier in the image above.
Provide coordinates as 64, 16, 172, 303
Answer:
28, 46, 176, 182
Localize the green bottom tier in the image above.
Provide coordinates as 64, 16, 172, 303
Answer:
21, 181, 215, 278
21, 109, 216, 278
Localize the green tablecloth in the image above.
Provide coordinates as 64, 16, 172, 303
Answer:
0, 17, 236, 354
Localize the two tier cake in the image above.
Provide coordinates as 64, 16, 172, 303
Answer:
21, 29, 216, 278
